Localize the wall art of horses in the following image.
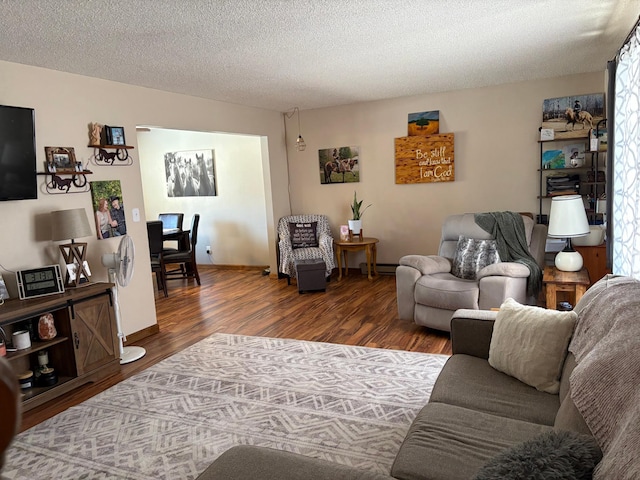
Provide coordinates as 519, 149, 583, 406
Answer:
164, 150, 217, 197
319, 146, 360, 184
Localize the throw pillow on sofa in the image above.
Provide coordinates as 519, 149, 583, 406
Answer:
451, 236, 500, 280
473, 430, 602, 480
488, 298, 577, 394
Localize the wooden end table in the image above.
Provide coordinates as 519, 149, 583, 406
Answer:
334, 237, 379, 280
542, 266, 590, 310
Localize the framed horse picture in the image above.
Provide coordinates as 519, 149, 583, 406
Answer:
541, 93, 605, 140
163, 149, 217, 197
319, 146, 360, 184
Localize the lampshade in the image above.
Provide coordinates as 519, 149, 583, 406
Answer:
51, 208, 92, 242
547, 195, 589, 272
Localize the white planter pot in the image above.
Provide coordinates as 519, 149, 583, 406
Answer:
348, 219, 362, 234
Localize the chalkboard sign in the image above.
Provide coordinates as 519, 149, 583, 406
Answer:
289, 222, 318, 249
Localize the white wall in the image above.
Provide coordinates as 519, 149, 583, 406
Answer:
0, 60, 289, 337
138, 128, 269, 266
285, 71, 605, 266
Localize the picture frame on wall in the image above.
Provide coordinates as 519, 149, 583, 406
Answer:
44, 146, 76, 173
105, 126, 126, 146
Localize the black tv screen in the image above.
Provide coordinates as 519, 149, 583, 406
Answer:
0, 105, 37, 201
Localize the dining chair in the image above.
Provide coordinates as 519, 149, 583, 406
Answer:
158, 213, 185, 254
146, 220, 168, 297
164, 214, 201, 286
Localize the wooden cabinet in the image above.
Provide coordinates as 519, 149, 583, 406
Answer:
0, 283, 119, 411
574, 244, 610, 285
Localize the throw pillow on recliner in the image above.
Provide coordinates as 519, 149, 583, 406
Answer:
451, 236, 500, 280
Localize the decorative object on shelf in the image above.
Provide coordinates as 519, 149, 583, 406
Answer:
38, 313, 57, 340
395, 133, 455, 184
104, 125, 126, 146
35, 349, 58, 387
90, 179, 126, 238
408, 110, 439, 136
349, 191, 371, 240
339, 225, 349, 241
44, 146, 77, 173
12, 330, 31, 350
15, 265, 65, 299
163, 150, 217, 196
88, 122, 103, 147
547, 195, 590, 272
563, 143, 586, 168
540, 128, 555, 141
319, 146, 360, 184
283, 107, 306, 152
51, 208, 93, 287
102, 235, 146, 364
541, 94, 604, 140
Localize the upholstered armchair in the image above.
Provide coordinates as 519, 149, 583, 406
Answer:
278, 214, 335, 280
396, 212, 547, 332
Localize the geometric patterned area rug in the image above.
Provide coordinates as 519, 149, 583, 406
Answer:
4, 334, 448, 480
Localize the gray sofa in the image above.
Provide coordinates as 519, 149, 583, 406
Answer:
199, 275, 637, 480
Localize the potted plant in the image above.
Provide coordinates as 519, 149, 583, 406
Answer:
348, 191, 371, 235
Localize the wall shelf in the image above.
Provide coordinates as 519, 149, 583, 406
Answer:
89, 145, 134, 166
37, 171, 92, 194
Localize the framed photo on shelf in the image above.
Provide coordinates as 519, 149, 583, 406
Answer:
44, 146, 76, 173
105, 126, 126, 146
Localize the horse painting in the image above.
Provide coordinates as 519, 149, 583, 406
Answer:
196, 153, 215, 196
323, 157, 358, 183
565, 108, 593, 130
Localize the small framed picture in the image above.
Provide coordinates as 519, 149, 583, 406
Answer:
105, 126, 126, 146
44, 146, 76, 173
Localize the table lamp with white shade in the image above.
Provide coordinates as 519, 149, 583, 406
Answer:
547, 195, 590, 272
51, 208, 93, 286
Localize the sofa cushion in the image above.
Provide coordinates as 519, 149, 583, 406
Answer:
473, 430, 601, 480
489, 298, 577, 394
391, 403, 552, 480
451, 236, 500, 280
199, 445, 394, 480
430, 354, 560, 425
415, 273, 479, 310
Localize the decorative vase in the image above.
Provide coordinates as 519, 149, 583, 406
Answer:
348, 219, 362, 235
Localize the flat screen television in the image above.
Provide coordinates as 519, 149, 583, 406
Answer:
0, 105, 38, 201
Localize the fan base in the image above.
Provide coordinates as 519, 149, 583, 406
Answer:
120, 345, 146, 364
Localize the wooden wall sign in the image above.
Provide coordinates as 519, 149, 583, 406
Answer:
395, 133, 455, 184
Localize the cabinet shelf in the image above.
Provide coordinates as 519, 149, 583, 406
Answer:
5, 336, 69, 361
20, 376, 74, 403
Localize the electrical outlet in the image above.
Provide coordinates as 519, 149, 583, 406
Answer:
206, 246, 211, 255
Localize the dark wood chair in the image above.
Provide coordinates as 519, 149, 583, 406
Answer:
147, 220, 168, 297
158, 213, 185, 254
164, 214, 201, 286
0, 356, 20, 472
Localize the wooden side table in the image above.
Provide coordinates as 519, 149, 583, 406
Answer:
542, 266, 590, 310
334, 237, 379, 280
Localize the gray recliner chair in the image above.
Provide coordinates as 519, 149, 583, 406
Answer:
396, 212, 547, 332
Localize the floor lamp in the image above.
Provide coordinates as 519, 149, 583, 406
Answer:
547, 195, 590, 272
51, 208, 93, 287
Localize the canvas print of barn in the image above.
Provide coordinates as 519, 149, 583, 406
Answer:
542, 93, 605, 140
319, 146, 360, 184
164, 150, 216, 197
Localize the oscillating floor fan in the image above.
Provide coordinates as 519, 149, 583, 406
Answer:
101, 235, 146, 364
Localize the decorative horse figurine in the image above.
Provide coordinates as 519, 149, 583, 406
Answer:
51, 174, 73, 192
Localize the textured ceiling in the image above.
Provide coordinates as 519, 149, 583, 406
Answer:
0, 0, 637, 111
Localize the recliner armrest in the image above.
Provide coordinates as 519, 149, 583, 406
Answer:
476, 262, 529, 279
450, 309, 498, 359
399, 255, 451, 275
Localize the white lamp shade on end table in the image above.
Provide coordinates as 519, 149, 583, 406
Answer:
547, 195, 590, 272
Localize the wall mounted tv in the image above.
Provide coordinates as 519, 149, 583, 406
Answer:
0, 105, 38, 201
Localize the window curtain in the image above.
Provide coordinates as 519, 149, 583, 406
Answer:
613, 23, 640, 277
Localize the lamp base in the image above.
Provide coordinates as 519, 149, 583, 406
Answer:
554, 250, 584, 272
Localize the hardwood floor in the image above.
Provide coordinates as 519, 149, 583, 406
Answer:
20, 266, 451, 432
